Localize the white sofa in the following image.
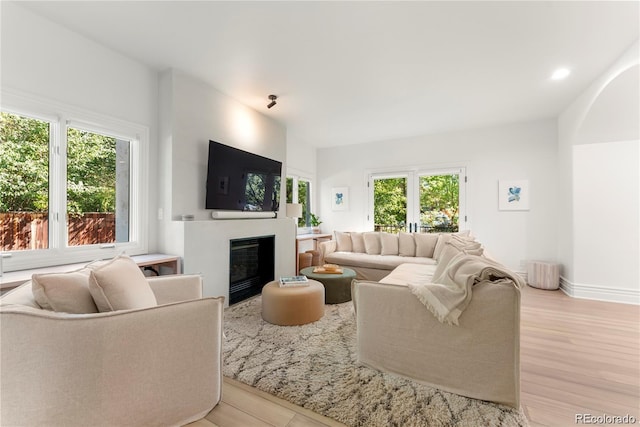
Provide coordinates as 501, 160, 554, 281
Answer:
0, 272, 224, 426
319, 231, 465, 281
342, 231, 522, 409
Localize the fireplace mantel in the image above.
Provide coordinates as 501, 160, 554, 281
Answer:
174, 218, 296, 303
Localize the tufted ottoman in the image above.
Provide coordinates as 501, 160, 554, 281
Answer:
261, 280, 325, 326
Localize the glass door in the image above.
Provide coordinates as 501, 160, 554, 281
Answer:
370, 168, 465, 233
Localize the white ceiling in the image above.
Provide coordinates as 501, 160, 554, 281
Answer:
17, 1, 640, 148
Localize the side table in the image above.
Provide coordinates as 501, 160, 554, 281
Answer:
300, 266, 356, 304
527, 261, 560, 290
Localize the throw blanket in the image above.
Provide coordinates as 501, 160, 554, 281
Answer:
408, 254, 525, 325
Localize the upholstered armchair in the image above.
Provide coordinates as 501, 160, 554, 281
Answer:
0, 273, 224, 427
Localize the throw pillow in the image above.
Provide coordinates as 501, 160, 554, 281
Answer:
32, 268, 99, 314
363, 232, 382, 255
351, 232, 366, 253
414, 233, 439, 258
380, 232, 399, 256
398, 232, 416, 257
335, 231, 353, 252
88, 255, 157, 312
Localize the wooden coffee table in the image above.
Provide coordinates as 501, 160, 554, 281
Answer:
300, 266, 356, 304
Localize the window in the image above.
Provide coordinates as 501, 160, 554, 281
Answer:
286, 175, 312, 228
369, 168, 466, 233
0, 99, 148, 272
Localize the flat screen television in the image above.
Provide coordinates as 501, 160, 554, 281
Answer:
205, 140, 282, 212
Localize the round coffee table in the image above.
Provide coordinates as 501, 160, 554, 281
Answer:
261, 280, 325, 326
300, 266, 356, 304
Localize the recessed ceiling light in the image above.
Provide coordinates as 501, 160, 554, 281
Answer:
551, 68, 571, 80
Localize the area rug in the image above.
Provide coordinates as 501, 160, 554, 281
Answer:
223, 297, 528, 427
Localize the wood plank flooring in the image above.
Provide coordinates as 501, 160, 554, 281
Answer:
194, 285, 639, 427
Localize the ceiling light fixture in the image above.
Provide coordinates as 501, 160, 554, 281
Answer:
551, 68, 571, 80
267, 94, 277, 109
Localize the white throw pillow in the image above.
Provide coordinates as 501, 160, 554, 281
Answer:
398, 232, 416, 257
335, 231, 353, 252
363, 232, 382, 255
414, 233, 439, 258
351, 232, 366, 253
32, 268, 99, 314
88, 255, 157, 312
380, 232, 399, 256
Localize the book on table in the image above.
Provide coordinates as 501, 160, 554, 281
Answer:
279, 276, 309, 287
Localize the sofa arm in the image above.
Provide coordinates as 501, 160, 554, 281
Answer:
353, 279, 520, 408
318, 240, 337, 265
147, 273, 203, 304
0, 297, 224, 427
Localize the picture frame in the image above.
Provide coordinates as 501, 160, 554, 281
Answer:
498, 180, 530, 211
331, 187, 349, 211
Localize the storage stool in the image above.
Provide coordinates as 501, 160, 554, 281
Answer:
261, 280, 325, 326
306, 250, 321, 266
527, 261, 560, 290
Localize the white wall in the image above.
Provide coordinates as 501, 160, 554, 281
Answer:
1, 2, 160, 251
559, 40, 639, 304
157, 70, 294, 298
317, 119, 559, 272
573, 141, 639, 302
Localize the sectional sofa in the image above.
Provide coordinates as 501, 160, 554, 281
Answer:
321, 230, 523, 408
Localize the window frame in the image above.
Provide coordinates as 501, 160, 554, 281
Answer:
367, 166, 467, 232
1, 92, 149, 272
286, 170, 314, 232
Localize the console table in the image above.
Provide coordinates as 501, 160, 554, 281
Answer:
0, 253, 181, 292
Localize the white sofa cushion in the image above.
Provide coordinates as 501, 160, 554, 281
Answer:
325, 251, 436, 271
335, 231, 353, 252
351, 232, 366, 253
32, 268, 99, 314
380, 232, 399, 255
414, 233, 439, 258
363, 232, 382, 255
89, 255, 157, 312
398, 232, 416, 257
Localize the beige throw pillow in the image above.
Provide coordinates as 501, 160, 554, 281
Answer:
351, 232, 366, 253
363, 232, 382, 255
433, 231, 475, 260
32, 268, 99, 314
414, 233, 439, 258
398, 232, 416, 257
88, 255, 157, 312
380, 232, 399, 255
335, 231, 353, 252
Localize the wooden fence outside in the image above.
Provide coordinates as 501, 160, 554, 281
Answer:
1, 212, 115, 251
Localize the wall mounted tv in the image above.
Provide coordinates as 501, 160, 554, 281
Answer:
205, 140, 282, 213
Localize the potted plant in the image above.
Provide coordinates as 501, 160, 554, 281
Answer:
309, 213, 322, 234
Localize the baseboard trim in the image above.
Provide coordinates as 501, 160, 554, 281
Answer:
559, 276, 639, 305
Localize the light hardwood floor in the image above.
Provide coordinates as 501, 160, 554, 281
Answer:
193, 285, 639, 427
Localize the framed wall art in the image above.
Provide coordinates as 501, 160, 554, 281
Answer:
498, 180, 530, 211
331, 187, 349, 211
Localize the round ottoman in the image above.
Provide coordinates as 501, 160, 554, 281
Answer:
300, 266, 357, 304
261, 280, 325, 326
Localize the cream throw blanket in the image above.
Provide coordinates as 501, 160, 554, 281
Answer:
408, 254, 525, 325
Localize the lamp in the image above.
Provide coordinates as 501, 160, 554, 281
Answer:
267, 94, 277, 109
286, 203, 303, 219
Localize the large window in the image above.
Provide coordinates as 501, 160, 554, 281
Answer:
286, 175, 312, 228
0, 101, 147, 271
370, 168, 466, 233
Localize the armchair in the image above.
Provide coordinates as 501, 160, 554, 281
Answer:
0, 274, 224, 427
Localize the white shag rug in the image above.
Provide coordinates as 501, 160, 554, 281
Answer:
223, 296, 528, 427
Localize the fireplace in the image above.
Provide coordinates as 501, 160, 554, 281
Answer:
229, 235, 275, 304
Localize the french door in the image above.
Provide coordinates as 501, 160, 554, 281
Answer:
368, 167, 466, 233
